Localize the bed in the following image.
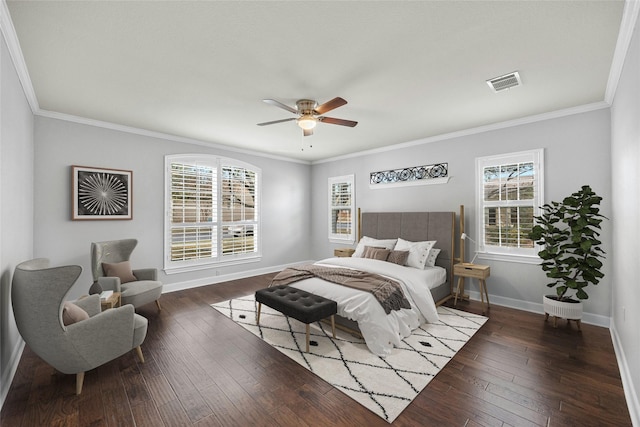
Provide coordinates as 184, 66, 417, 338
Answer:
275, 210, 458, 357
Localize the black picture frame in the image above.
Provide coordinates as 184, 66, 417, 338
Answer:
72, 165, 132, 220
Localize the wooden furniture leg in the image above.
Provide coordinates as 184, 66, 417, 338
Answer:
479, 278, 490, 312
76, 372, 85, 395
454, 276, 464, 306
155, 299, 162, 311
331, 315, 336, 338
306, 324, 310, 353
135, 346, 145, 363
256, 302, 262, 324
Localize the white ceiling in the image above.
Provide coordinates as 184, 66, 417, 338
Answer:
6, 1, 625, 162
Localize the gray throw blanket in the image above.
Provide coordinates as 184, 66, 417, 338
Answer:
270, 264, 411, 314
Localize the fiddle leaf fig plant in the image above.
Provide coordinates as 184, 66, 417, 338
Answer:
528, 185, 607, 301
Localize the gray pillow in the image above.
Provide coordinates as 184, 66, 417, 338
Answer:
387, 250, 409, 265
363, 246, 391, 260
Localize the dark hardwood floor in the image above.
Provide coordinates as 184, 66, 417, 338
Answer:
1, 273, 632, 426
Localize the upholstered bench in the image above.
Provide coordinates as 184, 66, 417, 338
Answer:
255, 285, 337, 352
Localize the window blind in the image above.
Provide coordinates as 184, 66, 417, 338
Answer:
328, 175, 355, 242
169, 162, 217, 261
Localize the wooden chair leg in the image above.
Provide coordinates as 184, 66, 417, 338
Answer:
155, 299, 162, 311
256, 303, 262, 324
331, 315, 336, 338
306, 324, 310, 353
135, 346, 145, 363
76, 372, 85, 395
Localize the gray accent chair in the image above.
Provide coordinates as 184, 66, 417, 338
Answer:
11, 258, 148, 394
90, 239, 163, 310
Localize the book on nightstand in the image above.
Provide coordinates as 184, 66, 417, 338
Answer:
100, 290, 114, 301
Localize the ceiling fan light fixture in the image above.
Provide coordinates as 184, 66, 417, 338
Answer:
297, 115, 317, 130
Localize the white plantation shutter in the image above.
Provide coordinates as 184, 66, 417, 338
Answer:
328, 175, 355, 242
220, 165, 258, 257
476, 149, 543, 260
169, 162, 217, 262
165, 155, 260, 271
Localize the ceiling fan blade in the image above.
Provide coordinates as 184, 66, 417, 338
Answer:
314, 97, 347, 115
303, 128, 313, 137
257, 117, 296, 126
318, 116, 358, 127
263, 99, 298, 114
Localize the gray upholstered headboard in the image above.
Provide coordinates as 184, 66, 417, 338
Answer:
360, 211, 456, 287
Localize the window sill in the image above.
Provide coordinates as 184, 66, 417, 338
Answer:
475, 252, 540, 265
329, 238, 355, 244
164, 255, 262, 275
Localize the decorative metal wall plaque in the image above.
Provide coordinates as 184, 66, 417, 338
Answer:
72, 165, 132, 220
370, 163, 449, 188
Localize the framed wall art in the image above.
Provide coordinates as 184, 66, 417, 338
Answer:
369, 162, 450, 189
72, 165, 132, 220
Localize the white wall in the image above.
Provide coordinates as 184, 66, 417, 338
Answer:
311, 108, 613, 323
0, 32, 34, 407
33, 116, 312, 299
610, 6, 640, 424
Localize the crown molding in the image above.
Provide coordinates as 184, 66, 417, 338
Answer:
0, 0, 38, 113
605, 0, 640, 103
36, 109, 311, 165
313, 101, 610, 165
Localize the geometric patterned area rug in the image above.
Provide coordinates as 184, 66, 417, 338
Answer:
211, 294, 488, 423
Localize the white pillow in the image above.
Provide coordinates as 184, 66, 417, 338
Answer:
353, 236, 397, 257
394, 238, 436, 269
425, 248, 441, 268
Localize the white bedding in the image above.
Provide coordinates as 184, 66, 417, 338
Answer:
288, 256, 446, 356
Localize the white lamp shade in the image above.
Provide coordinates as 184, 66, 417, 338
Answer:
297, 115, 317, 130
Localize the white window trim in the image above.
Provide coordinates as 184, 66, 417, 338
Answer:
474, 148, 544, 263
328, 174, 356, 244
164, 154, 262, 274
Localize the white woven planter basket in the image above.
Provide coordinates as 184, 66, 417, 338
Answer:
543, 295, 583, 320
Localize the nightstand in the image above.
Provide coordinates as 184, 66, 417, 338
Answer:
334, 248, 355, 257
100, 292, 121, 311
453, 263, 490, 312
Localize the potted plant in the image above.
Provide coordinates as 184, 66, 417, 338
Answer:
528, 185, 607, 330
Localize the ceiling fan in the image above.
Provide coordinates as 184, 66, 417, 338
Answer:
257, 97, 357, 136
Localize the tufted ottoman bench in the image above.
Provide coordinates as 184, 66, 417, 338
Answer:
255, 285, 337, 352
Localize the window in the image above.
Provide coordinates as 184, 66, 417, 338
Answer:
475, 149, 543, 262
165, 155, 260, 272
328, 175, 355, 243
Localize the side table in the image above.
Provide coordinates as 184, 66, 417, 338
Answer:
334, 248, 355, 257
453, 263, 490, 313
100, 292, 122, 311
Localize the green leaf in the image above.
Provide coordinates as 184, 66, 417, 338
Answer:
531, 185, 606, 301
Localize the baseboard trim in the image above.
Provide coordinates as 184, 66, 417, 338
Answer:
610, 319, 640, 427
161, 260, 313, 294
0, 339, 25, 410
464, 290, 610, 328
